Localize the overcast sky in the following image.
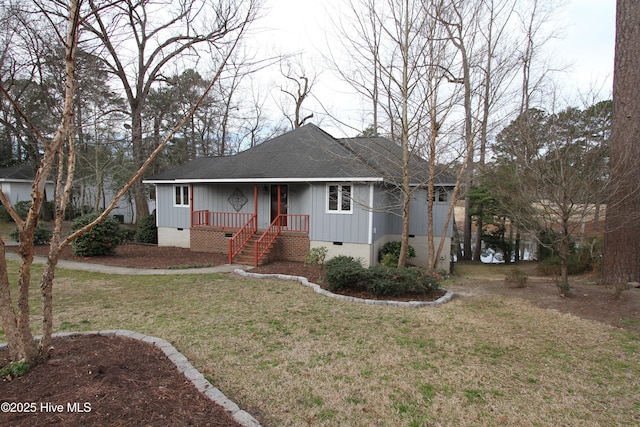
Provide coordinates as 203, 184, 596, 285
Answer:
257, 0, 616, 136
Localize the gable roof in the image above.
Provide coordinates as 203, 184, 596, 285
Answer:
146, 124, 454, 185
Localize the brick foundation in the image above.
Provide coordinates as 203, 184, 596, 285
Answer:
190, 227, 234, 254
272, 232, 310, 263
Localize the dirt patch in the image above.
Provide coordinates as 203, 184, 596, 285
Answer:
0, 335, 243, 427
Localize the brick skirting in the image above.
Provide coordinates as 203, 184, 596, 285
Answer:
272, 232, 310, 263
190, 227, 232, 254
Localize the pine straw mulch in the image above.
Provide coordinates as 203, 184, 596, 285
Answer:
0, 335, 244, 427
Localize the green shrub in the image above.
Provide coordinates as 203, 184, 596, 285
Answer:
378, 241, 416, 264
324, 256, 366, 292
10, 223, 52, 245
324, 255, 442, 297
14, 200, 30, 220
0, 206, 10, 222
119, 226, 136, 244
305, 246, 328, 268
71, 214, 121, 257
0, 360, 30, 380
135, 213, 157, 244
380, 252, 399, 267
366, 266, 440, 297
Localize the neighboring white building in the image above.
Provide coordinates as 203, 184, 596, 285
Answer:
0, 164, 55, 206
0, 164, 153, 224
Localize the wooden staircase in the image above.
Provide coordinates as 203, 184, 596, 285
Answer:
231, 234, 274, 266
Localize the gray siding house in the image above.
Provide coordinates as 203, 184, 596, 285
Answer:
0, 164, 55, 207
145, 124, 454, 269
0, 164, 143, 224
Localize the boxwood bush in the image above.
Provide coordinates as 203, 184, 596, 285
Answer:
71, 214, 121, 257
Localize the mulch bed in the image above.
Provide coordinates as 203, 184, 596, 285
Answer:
0, 335, 243, 427
11, 243, 228, 269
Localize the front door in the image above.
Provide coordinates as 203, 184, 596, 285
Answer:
270, 185, 288, 226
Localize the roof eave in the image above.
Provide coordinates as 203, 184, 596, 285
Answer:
143, 177, 385, 184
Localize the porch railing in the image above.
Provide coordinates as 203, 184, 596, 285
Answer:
228, 214, 257, 264
192, 210, 253, 228
279, 214, 310, 233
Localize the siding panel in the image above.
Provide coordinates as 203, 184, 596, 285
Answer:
309, 183, 370, 243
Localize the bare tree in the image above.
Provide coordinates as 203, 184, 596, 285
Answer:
438, 0, 482, 261
278, 56, 317, 129
0, 0, 258, 365
328, 0, 383, 134
83, 0, 259, 223
601, 0, 640, 285
330, 0, 473, 268
471, 0, 518, 260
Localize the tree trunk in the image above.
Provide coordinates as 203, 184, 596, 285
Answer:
462, 196, 472, 260
473, 217, 482, 261
601, 0, 640, 285
397, 0, 411, 268
131, 110, 150, 224
0, 241, 25, 361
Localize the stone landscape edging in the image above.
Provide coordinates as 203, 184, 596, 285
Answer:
0, 330, 261, 427
235, 269, 454, 307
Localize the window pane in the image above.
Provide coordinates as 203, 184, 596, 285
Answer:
183, 186, 189, 205
175, 186, 181, 205
329, 185, 338, 211
341, 185, 351, 211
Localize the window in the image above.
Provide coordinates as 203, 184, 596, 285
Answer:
328, 184, 352, 213
431, 187, 448, 203
174, 185, 190, 207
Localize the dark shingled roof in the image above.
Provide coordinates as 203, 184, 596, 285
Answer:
0, 164, 37, 181
147, 124, 455, 185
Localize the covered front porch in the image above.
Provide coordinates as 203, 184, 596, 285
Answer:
190, 184, 310, 266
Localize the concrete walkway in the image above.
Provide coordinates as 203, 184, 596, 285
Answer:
3, 251, 250, 275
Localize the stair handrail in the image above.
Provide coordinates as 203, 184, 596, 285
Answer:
254, 215, 283, 266
228, 214, 257, 264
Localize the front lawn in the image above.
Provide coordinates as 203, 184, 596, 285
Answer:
3, 262, 639, 426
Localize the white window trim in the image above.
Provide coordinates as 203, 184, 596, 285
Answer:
174, 184, 190, 207
326, 183, 353, 214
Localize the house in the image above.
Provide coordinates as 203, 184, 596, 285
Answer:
71, 175, 152, 224
0, 164, 55, 207
144, 124, 455, 269
0, 164, 147, 224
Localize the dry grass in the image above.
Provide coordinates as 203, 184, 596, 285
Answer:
2, 261, 640, 426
